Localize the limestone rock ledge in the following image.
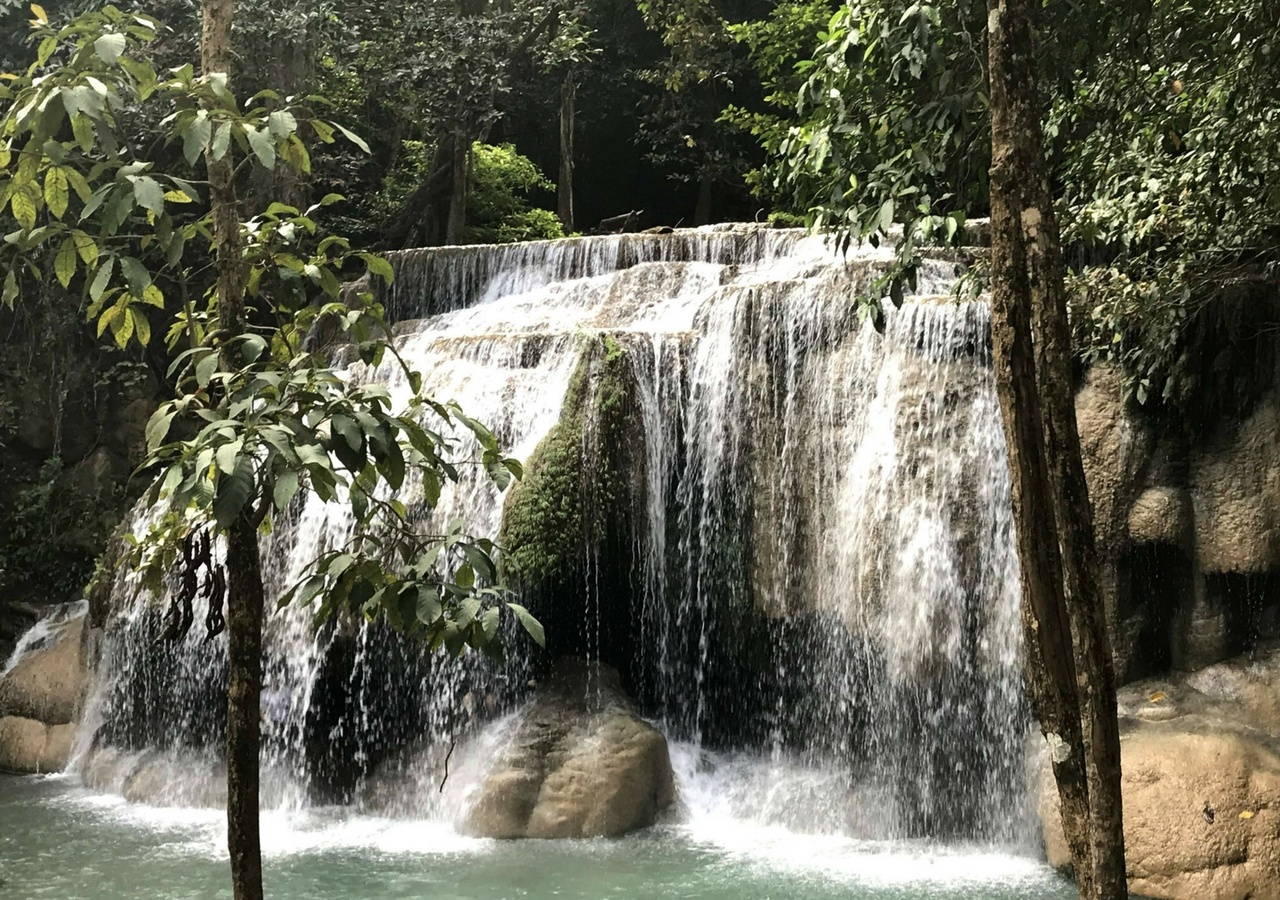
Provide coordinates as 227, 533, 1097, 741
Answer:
463, 658, 675, 839
1036, 646, 1280, 900
0, 615, 86, 725
0, 614, 87, 774
0, 717, 74, 773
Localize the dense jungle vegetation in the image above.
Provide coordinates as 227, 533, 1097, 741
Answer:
0, 0, 1276, 622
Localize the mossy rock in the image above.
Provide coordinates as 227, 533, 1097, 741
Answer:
498, 336, 639, 592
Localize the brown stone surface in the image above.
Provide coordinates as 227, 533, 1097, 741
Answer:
463, 658, 675, 839
1037, 645, 1280, 900
0, 616, 86, 725
1190, 392, 1280, 574
0, 715, 73, 773
1128, 486, 1194, 549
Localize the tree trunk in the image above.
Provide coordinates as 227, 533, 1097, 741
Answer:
985, 1, 1127, 898
558, 70, 575, 234
694, 165, 712, 226
201, 2, 267, 899
271, 21, 311, 210
446, 124, 469, 244
223, 523, 265, 900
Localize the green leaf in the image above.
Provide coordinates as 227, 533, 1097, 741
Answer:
508, 603, 545, 647
309, 119, 335, 143
331, 122, 371, 154
183, 111, 211, 166
11, 183, 38, 231
416, 588, 442, 626
71, 113, 94, 153
330, 413, 362, 452
71, 231, 99, 268
145, 408, 175, 451
878, 198, 895, 232
213, 459, 254, 528
267, 110, 297, 137
211, 122, 231, 161
215, 438, 242, 477
54, 237, 77, 288
195, 351, 218, 387
456, 595, 480, 625
119, 255, 152, 294
131, 308, 151, 346
64, 169, 92, 203
94, 33, 127, 64
111, 300, 134, 349
2, 269, 17, 308
272, 467, 299, 510
241, 333, 267, 363
479, 607, 500, 643
130, 176, 164, 215
452, 565, 474, 591
43, 168, 69, 219
243, 125, 276, 170
360, 252, 394, 283
376, 439, 405, 491
88, 256, 114, 301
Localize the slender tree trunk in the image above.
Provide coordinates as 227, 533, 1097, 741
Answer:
201, 2, 267, 899
558, 70, 575, 233
223, 525, 265, 900
446, 125, 469, 244
694, 165, 712, 226
985, 1, 1126, 898
271, 21, 311, 210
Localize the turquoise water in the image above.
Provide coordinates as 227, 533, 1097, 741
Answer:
0, 775, 1078, 900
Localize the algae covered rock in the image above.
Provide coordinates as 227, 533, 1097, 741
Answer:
498, 336, 641, 591
463, 658, 675, 839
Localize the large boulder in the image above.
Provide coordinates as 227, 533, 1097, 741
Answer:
1036, 646, 1280, 900
0, 716, 74, 773
0, 615, 86, 725
463, 658, 675, 839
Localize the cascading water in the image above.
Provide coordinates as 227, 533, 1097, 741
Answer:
73, 225, 1030, 850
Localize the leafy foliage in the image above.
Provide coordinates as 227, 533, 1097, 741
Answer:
1053, 0, 1280, 404
466, 143, 565, 244
1, 5, 543, 654
775, 0, 1280, 398
775, 0, 984, 327
721, 1, 833, 205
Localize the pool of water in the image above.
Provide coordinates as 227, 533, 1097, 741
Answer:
0, 774, 1078, 900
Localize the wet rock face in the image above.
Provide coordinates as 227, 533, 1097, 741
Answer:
0, 614, 86, 774
463, 658, 675, 839
0, 616, 86, 726
0, 717, 73, 773
1190, 393, 1280, 575
1076, 364, 1280, 678
1036, 646, 1280, 900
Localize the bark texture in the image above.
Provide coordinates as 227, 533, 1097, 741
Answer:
201, 2, 267, 898
447, 122, 469, 244
985, 0, 1127, 898
558, 71, 576, 233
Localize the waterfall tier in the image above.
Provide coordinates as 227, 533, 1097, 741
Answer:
81, 225, 1029, 843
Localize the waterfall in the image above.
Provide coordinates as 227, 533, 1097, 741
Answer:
74, 225, 1029, 845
